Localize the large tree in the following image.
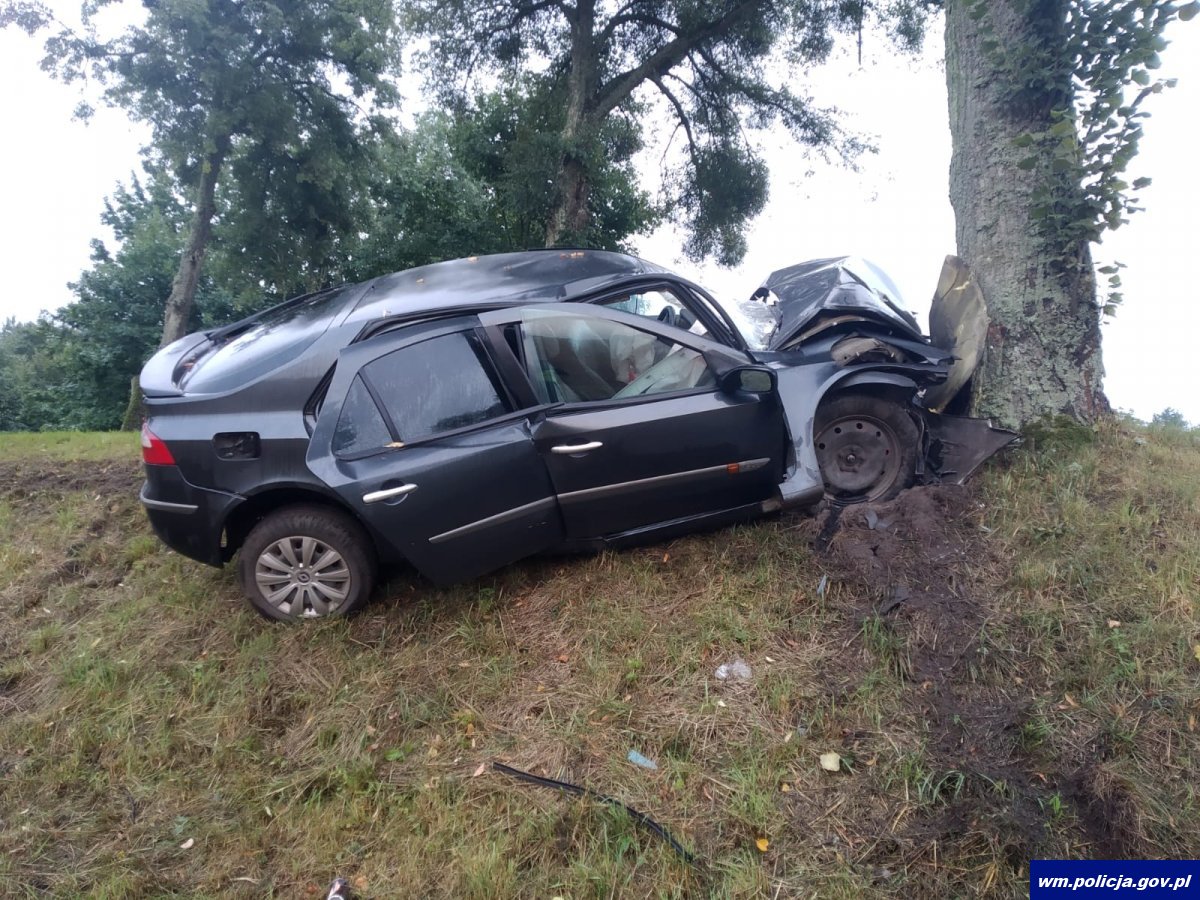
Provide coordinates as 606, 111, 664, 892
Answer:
408, 0, 928, 264
945, 0, 1194, 427
2, 0, 401, 348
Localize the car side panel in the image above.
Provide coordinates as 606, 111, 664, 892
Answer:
309, 421, 563, 584
531, 392, 784, 538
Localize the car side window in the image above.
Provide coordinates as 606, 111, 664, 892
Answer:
519, 312, 714, 404
332, 375, 392, 456
333, 332, 509, 456
599, 288, 710, 337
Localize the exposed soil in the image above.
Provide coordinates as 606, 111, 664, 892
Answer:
0, 458, 141, 508
797, 484, 1124, 872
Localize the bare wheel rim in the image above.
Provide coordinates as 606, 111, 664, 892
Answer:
815, 413, 904, 501
254, 536, 351, 618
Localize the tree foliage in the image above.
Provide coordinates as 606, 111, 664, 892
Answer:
406, 0, 930, 264
2, 0, 402, 347
0, 170, 236, 430
982, 0, 1196, 309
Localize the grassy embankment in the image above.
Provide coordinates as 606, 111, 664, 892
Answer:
1, 422, 1198, 897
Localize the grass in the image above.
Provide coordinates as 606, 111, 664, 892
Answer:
1, 420, 1198, 897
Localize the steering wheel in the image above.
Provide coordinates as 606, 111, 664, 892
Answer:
657, 307, 678, 328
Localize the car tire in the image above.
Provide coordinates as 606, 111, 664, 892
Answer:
814, 394, 919, 504
238, 505, 376, 622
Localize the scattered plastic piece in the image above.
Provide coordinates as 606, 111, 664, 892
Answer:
820, 751, 842, 772
325, 877, 352, 900
817, 574, 829, 598
714, 659, 752, 681
627, 749, 658, 770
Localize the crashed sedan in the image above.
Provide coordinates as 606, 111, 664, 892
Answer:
138, 250, 1015, 621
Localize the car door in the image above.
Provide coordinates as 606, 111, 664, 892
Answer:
306, 317, 562, 585
479, 304, 787, 539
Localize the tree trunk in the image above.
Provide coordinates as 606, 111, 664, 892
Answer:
945, 0, 1106, 429
159, 135, 230, 348
120, 135, 229, 430
545, 0, 596, 246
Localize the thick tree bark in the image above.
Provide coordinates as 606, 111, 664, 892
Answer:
159, 135, 230, 348
945, 0, 1106, 429
545, 0, 596, 246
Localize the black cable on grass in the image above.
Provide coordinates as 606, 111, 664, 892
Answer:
492, 762, 699, 865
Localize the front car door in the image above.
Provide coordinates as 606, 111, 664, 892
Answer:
480, 304, 787, 539
306, 317, 562, 585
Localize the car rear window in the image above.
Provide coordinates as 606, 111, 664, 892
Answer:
182, 287, 352, 393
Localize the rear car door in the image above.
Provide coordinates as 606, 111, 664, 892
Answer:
306, 318, 562, 585
480, 305, 787, 539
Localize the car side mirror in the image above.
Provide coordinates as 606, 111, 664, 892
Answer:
720, 365, 776, 395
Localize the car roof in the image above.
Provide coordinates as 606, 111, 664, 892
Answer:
164, 249, 667, 397
343, 249, 667, 324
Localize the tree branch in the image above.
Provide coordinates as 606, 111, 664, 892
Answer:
590, 0, 764, 122
649, 73, 699, 161
597, 11, 682, 47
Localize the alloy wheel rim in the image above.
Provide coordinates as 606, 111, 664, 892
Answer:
254, 536, 351, 618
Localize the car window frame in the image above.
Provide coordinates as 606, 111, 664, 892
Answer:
581, 278, 747, 351
477, 303, 752, 415
327, 322, 539, 462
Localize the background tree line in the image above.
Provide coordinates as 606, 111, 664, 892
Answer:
1, 0, 1194, 432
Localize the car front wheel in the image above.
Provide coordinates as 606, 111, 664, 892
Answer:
239, 505, 376, 622
814, 394, 919, 503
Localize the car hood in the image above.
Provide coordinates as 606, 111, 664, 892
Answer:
757, 257, 923, 349
747, 255, 990, 413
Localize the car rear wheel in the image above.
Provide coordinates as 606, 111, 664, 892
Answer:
239, 505, 376, 622
814, 394, 919, 503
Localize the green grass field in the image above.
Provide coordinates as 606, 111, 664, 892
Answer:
1, 422, 1198, 898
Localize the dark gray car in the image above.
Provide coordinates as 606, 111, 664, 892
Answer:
138, 249, 1014, 621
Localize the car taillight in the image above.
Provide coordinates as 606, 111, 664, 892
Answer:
141, 423, 176, 466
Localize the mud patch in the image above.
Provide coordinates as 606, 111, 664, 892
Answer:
0, 459, 141, 508
810, 485, 1061, 869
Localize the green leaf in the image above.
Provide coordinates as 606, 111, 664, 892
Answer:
1131, 69, 1150, 87
1131, 177, 1152, 190
1181, 2, 1200, 21
1017, 156, 1039, 171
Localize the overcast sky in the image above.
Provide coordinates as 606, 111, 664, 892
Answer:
1, 7, 1197, 422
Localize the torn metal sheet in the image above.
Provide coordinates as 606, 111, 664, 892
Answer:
922, 412, 1020, 484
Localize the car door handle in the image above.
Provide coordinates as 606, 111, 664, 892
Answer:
551, 441, 603, 455
362, 483, 418, 504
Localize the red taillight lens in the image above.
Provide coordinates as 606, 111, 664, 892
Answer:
141, 423, 176, 466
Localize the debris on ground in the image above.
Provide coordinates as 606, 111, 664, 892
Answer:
713, 659, 752, 681
492, 762, 696, 863
819, 751, 842, 772
626, 749, 658, 770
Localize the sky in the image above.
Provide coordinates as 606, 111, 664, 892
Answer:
1, 6, 1197, 422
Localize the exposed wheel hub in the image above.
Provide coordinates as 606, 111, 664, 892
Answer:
815, 415, 902, 499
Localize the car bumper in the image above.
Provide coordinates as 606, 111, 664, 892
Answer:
140, 466, 243, 567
